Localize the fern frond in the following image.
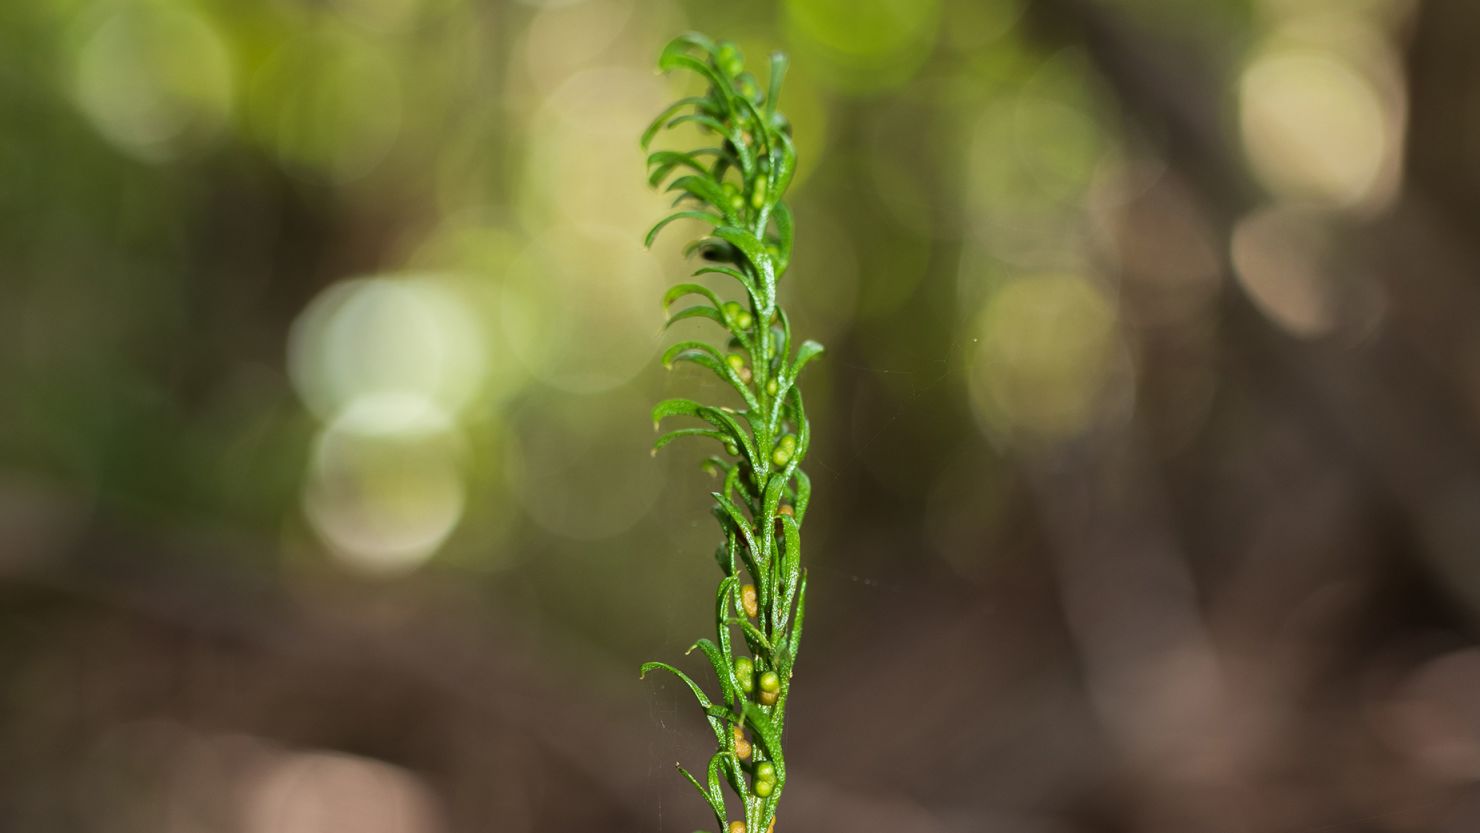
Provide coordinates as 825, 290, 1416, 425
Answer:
639, 33, 823, 833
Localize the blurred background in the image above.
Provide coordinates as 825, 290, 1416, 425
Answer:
5, 0, 1480, 830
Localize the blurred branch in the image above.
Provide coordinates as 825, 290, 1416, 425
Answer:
1024, 0, 1480, 624
1022, 0, 1257, 223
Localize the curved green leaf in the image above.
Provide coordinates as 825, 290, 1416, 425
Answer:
665, 114, 751, 171
788, 386, 811, 459
653, 399, 758, 466
711, 491, 759, 571
652, 397, 704, 427
740, 700, 784, 774
660, 340, 726, 369
654, 427, 729, 454
693, 265, 760, 304
772, 128, 798, 198
663, 282, 725, 312
648, 149, 714, 186
776, 514, 801, 632
661, 31, 718, 61
792, 468, 811, 526
735, 95, 772, 161
658, 53, 733, 108
760, 473, 786, 569
785, 570, 807, 675
677, 761, 727, 830
705, 750, 730, 809
711, 226, 776, 311
642, 96, 711, 150
766, 52, 788, 118
687, 637, 736, 706
667, 174, 737, 222
664, 305, 727, 329
725, 617, 775, 663
646, 210, 725, 248
662, 341, 758, 409
640, 661, 716, 712
791, 339, 824, 379
771, 202, 794, 273
714, 576, 737, 662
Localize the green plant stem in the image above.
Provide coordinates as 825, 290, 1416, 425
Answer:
639, 32, 822, 833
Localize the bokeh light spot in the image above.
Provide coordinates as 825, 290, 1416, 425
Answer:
303, 394, 467, 575
783, 0, 942, 92
522, 67, 670, 233
1384, 649, 1480, 782
1239, 49, 1392, 209
249, 28, 402, 181
499, 226, 663, 393
330, 0, 426, 33
72, 3, 234, 161
1231, 205, 1339, 339
245, 749, 445, 833
288, 276, 488, 423
969, 273, 1127, 443
521, 0, 637, 94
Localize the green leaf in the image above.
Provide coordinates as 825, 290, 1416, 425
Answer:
740, 700, 785, 773
667, 175, 738, 222
640, 661, 716, 712
687, 638, 736, 705
651, 400, 755, 464
719, 534, 739, 578
726, 617, 775, 663
641, 96, 711, 149
772, 128, 798, 198
720, 463, 757, 514
788, 386, 811, 459
791, 339, 824, 379
761, 474, 786, 570
773, 308, 794, 396
776, 514, 801, 632
705, 751, 730, 810
714, 576, 737, 665
706, 407, 758, 467
657, 53, 733, 108
660, 339, 726, 368
766, 51, 788, 118
654, 427, 729, 454
735, 95, 772, 160
711, 226, 776, 311
648, 149, 716, 186
762, 473, 787, 521
663, 282, 724, 312
711, 491, 759, 572
693, 265, 760, 305
646, 210, 725, 248
665, 114, 750, 171
664, 305, 727, 329
785, 570, 807, 674
662, 341, 758, 409
662, 31, 718, 61
677, 761, 727, 830
743, 408, 772, 470
771, 202, 794, 272
652, 397, 703, 427
792, 468, 811, 525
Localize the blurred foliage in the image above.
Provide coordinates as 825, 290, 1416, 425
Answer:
0, 0, 1425, 671
4, 0, 1474, 830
